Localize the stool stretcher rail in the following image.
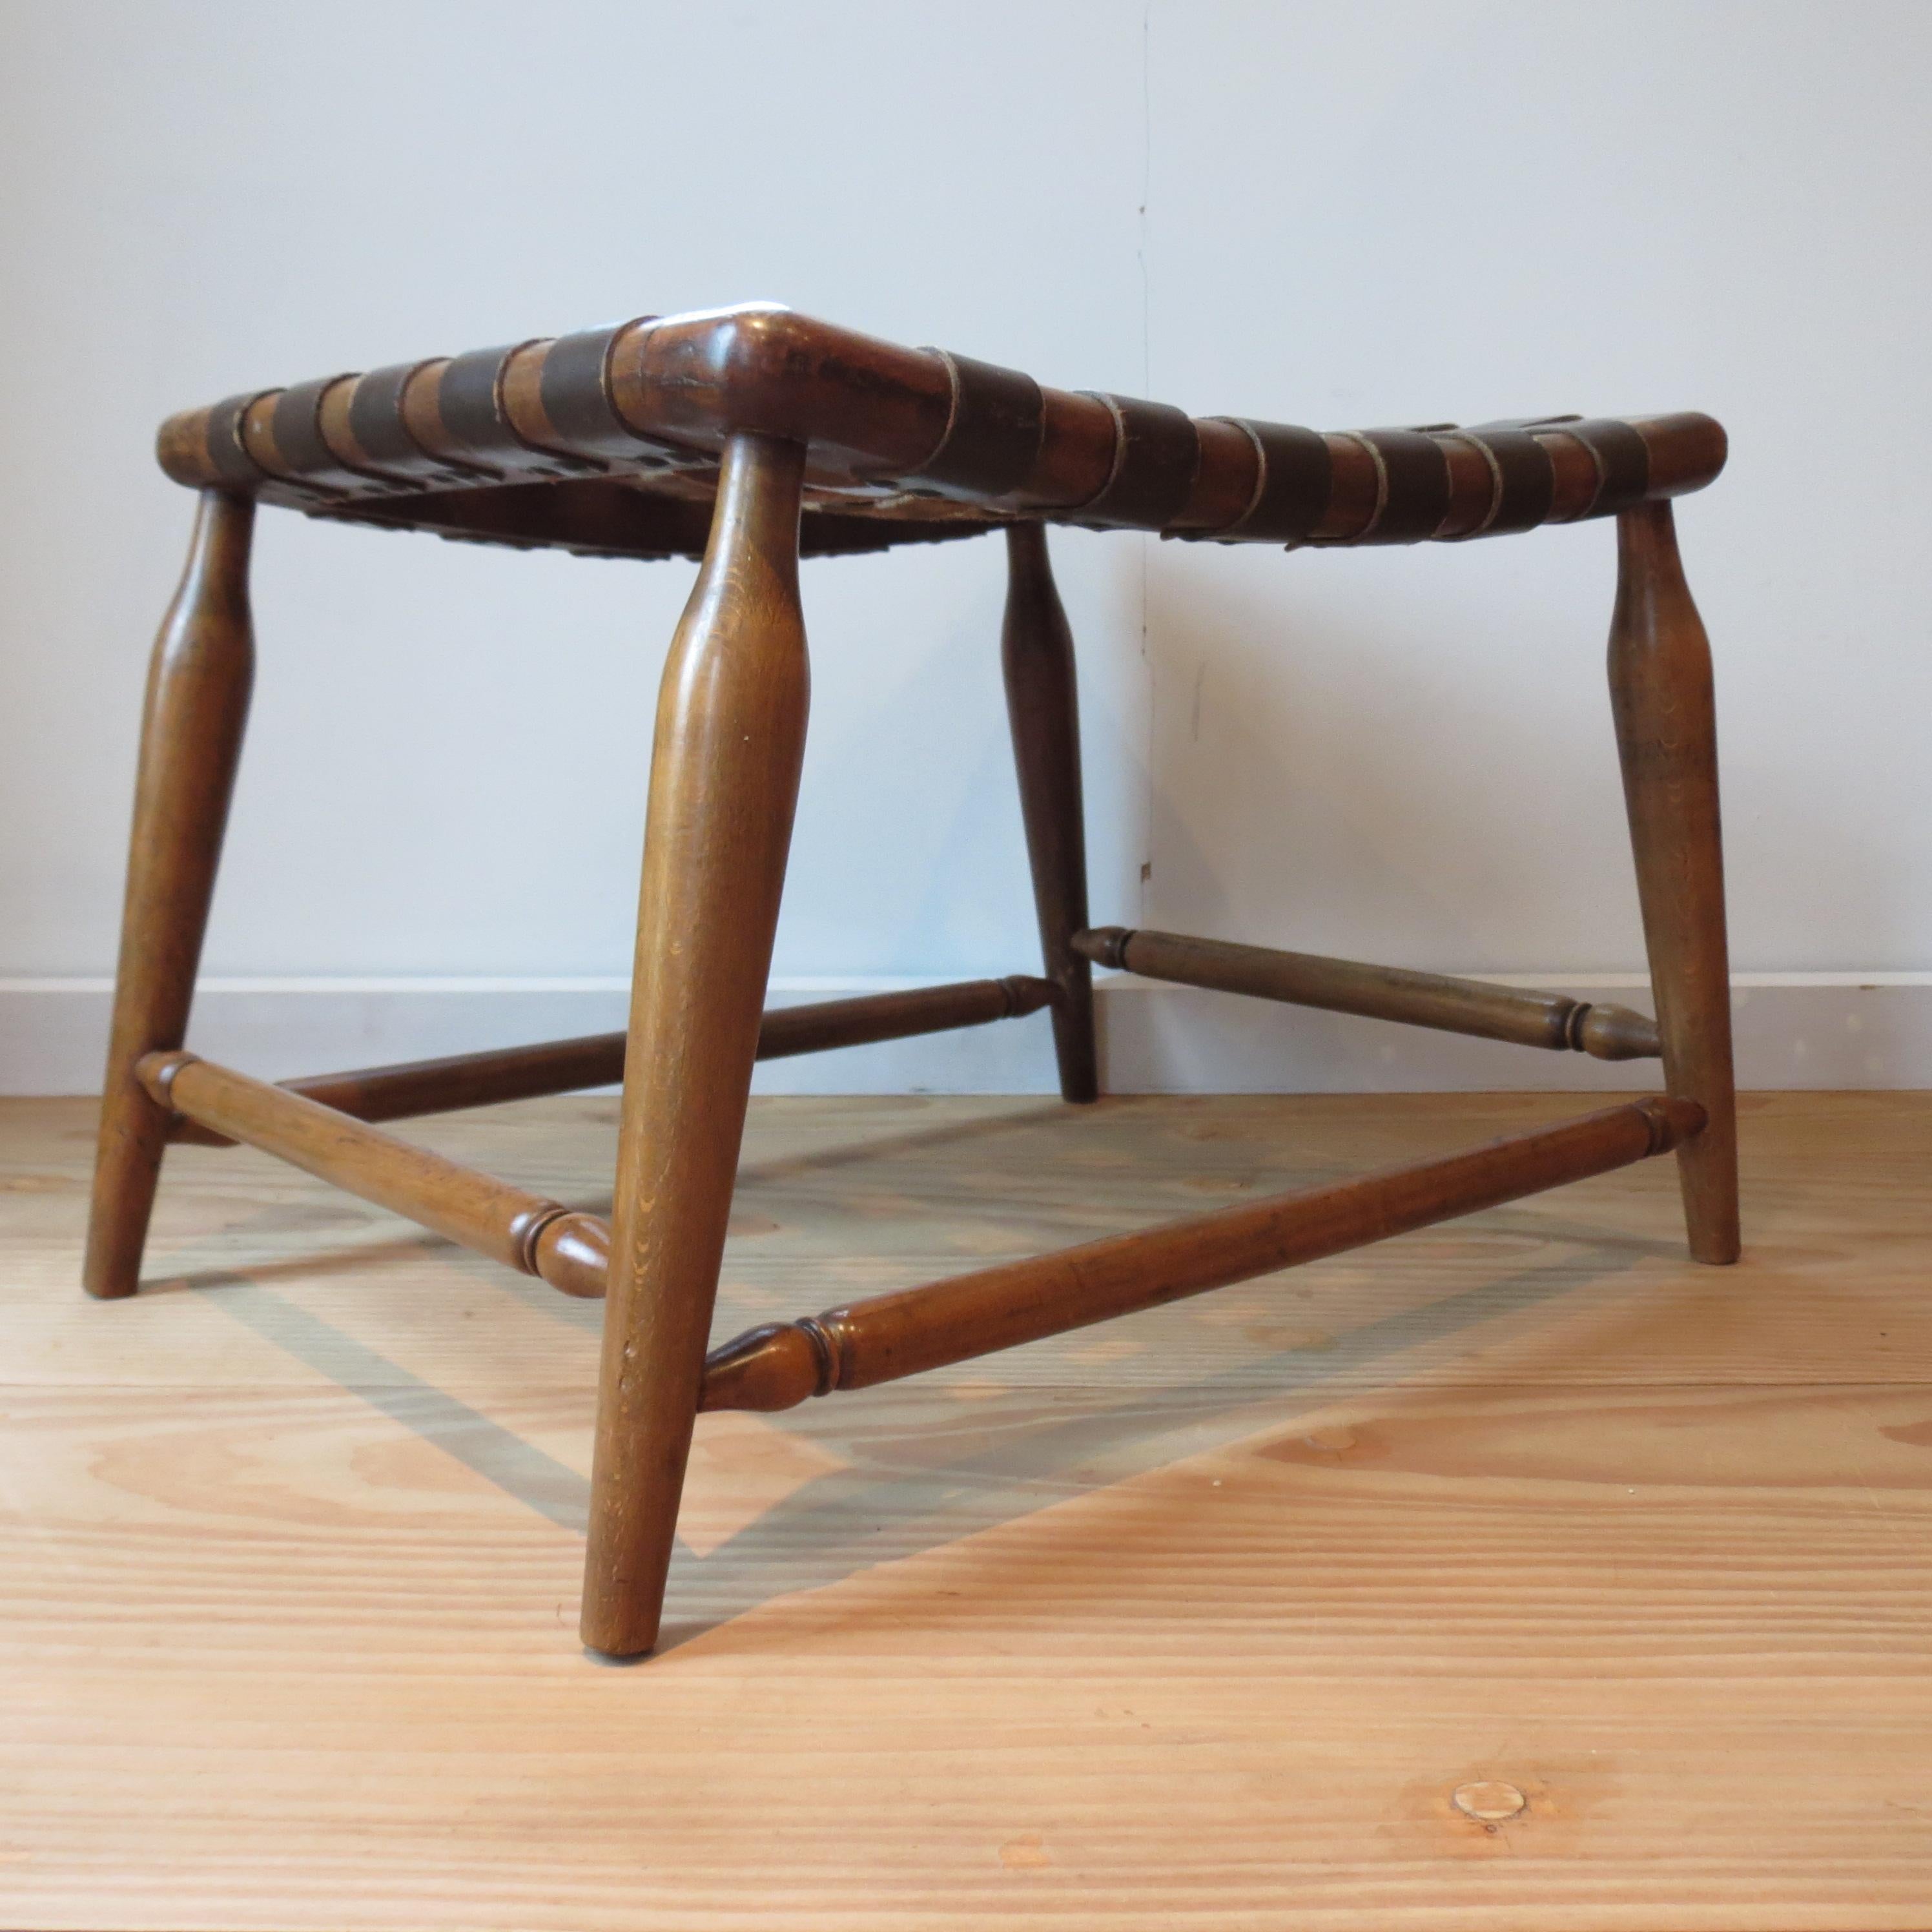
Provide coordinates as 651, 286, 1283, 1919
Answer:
135, 1058, 1700, 1366
138, 1051, 611, 1297
1074, 927, 1660, 1060
169, 975, 1055, 1146
699, 1096, 1703, 1413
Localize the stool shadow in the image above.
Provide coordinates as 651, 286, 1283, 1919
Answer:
162, 1096, 1680, 1652
651, 1216, 1669, 1651
154, 1102, 1095, 1543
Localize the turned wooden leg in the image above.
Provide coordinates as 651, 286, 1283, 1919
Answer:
1002, 524, 1098, 1102
581, 433, 810, 1658
1608, 500, 1739, 1264
83, 491, 256, 1299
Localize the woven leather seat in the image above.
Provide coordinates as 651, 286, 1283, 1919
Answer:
156, 301, 1726, 560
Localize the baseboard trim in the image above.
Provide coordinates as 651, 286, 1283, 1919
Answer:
5, 971, 1931, 1096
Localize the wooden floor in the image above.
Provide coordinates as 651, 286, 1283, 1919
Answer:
5, 1090, 1931, 1931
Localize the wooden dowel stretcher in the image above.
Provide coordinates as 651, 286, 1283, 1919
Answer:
700, 1096, 1702, 1412
1073, 927, 1659, 1060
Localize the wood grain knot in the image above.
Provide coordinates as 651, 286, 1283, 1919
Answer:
1451, 1780, 1526, 1822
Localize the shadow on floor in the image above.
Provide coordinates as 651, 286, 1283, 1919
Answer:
153, 1098, 1681, 1650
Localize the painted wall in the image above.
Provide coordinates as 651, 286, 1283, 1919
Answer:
2, 1, 1928, 1091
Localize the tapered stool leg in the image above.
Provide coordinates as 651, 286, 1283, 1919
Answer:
581, 434, 810, 1658
84, 491, 256, 1298
1002, 524, 1097, 1102
1607, 500, 1739, 1264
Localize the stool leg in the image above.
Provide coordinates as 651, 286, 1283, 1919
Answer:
1002, 524, 1098, 1102
581, 434, 810, 1658
83, 491, 255, 1299
1607, 501, 1740, 1264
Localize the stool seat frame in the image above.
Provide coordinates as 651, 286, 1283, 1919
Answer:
87, 304, 1738, 1658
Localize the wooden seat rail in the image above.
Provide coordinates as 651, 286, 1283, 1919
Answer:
168, 975, 1055, 1146
1074, 927, 1660, 1060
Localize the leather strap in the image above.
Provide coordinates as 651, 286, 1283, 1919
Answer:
1453, 425, 1557, 535
911, 351, 1043, 496
539, 323, 660, 460
203, 392, 273, 489
1351, 429, 1453, 542
1558, 416, 1650, 513
1213, 419, 1331, 542
347, 361, 492, 488
271, 375, 403, 497
1074, 393, 1200, 529
438, 342, 603, 479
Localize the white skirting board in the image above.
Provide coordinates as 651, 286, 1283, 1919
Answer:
3, 972, 1930, 1096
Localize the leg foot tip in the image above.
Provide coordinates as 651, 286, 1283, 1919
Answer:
1691, 1242, 1742, 1266
1688, 1219, 1742, 1264
581, 1643, 652, 1667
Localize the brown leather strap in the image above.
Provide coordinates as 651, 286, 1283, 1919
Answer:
203, 392, 274, 489
1558, 416, 1650, 513
1213, 419, 1331, 542
269, 378, 339, 474
435, 343, 523, 456
1074, 393, 1200, 528
347, 361, 492, 488
437, 342, 595, 480
911, 351, 1043, 496
1351, 429, 1453, 542
1452, 425, 1557, 535
538, 323, 661, 460
271, 375, 402, 497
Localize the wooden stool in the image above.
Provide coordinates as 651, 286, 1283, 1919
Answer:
88, 303, 1737, 1658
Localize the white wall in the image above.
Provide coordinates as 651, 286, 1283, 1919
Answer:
2, 0, 1929, 1091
